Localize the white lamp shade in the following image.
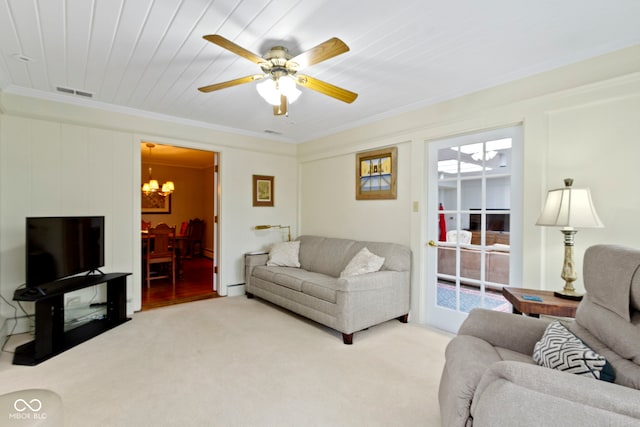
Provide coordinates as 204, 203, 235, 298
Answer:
536, 186, 604, 228
278, 76, 301, 103
149, 180, 160, 191
161, 181, 175, 193
256, 79, 282, 106
286, 86, 301, 104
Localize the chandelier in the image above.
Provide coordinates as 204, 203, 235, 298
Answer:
142, 143, 174, 196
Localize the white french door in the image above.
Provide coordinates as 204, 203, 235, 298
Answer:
425, 126, 522, 333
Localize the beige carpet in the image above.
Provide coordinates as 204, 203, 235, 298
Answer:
0, 296, 452, 426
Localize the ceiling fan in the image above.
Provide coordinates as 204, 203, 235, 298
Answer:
198, 35, 358, 116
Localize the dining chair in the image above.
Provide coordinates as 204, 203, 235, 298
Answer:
185, 218, 205, 257
145, 223, 176, 290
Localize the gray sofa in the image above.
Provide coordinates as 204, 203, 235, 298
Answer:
439, 244, 640, 426
244, 235, 411, 344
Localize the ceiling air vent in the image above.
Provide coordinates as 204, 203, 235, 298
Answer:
74, 90, 93, 98
56, 86, 94, 98
263, 129, 282, 135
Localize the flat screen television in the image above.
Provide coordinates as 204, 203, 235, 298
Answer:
26, 216, 105, 287
468, 209, 510, 232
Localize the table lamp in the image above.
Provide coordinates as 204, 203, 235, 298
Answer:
536, 178, 604, 300
255, 224, 291, 241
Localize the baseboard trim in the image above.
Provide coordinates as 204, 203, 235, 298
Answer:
226, 284, 246, 297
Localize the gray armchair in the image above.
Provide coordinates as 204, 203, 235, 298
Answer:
439, 244, 640, 426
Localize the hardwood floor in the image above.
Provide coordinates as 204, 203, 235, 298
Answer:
142, 256, 219, 310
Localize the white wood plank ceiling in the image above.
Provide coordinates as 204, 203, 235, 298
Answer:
1, 0, 639, 143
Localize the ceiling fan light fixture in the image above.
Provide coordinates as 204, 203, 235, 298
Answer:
256, 78, 282, 106
200, 35, 357, 114
471, 150, 498, 162
278, 76, 301, 104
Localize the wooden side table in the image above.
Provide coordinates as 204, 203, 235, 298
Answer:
502, 287, 580, 318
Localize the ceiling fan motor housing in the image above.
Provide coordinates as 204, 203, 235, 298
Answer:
260, 46, 299, 78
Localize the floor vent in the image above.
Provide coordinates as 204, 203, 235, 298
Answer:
56, 86, 94, 98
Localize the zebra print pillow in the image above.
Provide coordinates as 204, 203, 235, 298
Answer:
533, 321, 614, 381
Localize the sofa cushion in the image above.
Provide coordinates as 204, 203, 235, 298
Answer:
266, 241, 300, 267
301, 276, 339, 303
297, 235, 411, 277
297, 236, 356, 277
533, 321, 614, 381
340, 247, 385, 278
253, 266, 339, 296
253, 266, 305, 291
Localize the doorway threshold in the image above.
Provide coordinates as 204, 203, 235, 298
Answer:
142, 292, 219, 311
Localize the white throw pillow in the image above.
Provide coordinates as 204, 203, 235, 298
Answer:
340, 247, 385, 278
266, 241, 300, 268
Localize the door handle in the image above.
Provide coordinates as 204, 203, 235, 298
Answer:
428, 240, 437, 247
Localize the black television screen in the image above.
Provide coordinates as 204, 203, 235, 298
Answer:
26, 216, 105, 287
468, 210, 510, 232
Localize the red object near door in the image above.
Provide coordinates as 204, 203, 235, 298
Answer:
439, 203, 447, 241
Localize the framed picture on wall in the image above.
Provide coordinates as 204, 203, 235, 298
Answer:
142, 192, 172, 214
356, 146, 397, 200
253, 175, 274, 207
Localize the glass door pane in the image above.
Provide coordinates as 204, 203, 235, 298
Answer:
428, 128, 521, 333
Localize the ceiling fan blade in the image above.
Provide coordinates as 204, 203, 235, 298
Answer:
203, 34, 265, 65
198, 75, 262, 93
273, 95, 288, 116
289, 37, 349, 69
296, 75, 358, 104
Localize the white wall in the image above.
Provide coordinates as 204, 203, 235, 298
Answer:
218, 147, 298, 285
299, 141, 412, 245
0, 93, 297, 330
298, 45, 640, 324
0, 116, 136, 328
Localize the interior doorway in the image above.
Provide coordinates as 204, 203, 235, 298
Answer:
140, 142, 220, 310
425, 126, 523, 333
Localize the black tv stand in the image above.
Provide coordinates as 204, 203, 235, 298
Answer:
19, 286, 46, 297
12, 273, 131, 366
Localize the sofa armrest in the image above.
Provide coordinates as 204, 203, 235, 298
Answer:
244, 253, 268, 288
471, 361, 640, 426
245, 253, 268, 267
458, 309, 550, 355
336, 270, 407, 292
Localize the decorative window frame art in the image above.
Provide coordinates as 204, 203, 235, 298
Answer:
142, 192, 172, 214
253, 175, 274, 207
356, 147, 397, 200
